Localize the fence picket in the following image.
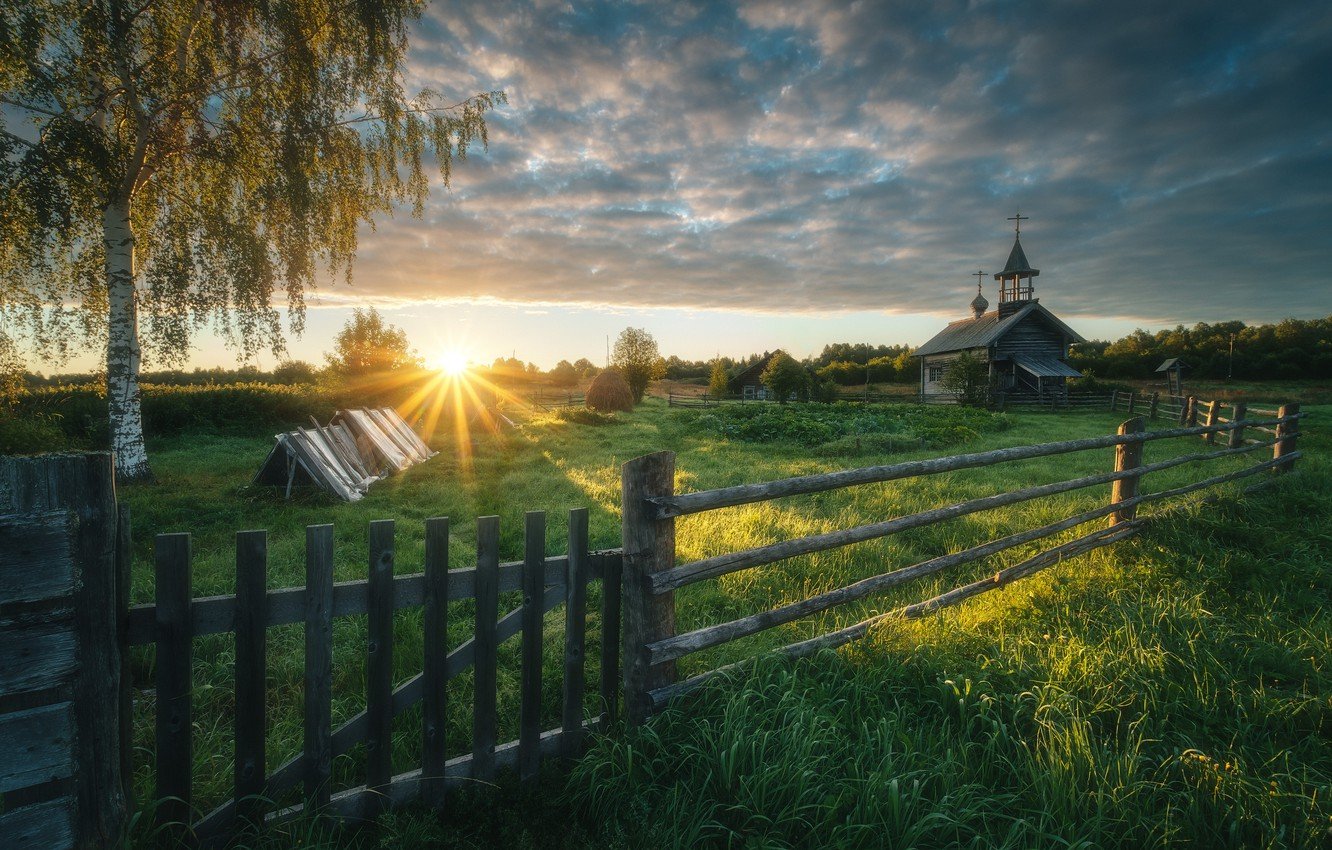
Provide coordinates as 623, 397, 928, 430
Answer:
304, 525, 334, 810
154, 533, 193, 833
422, 517, 449, 809
472, 517, 500, 780
599, 551, 622, 727
366, 520, 395, 815
563, 509, 588, 758
234, 530, 268, 831
520, 512, 546, 784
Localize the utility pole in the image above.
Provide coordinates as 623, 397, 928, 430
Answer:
1227, 333, 1235, 381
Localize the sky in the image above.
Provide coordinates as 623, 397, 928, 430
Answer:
49, 0, 1332, 372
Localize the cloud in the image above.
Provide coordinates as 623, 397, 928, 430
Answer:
341, 0, 1332, 325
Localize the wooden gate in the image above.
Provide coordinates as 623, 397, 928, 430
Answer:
0, 454, 129, 848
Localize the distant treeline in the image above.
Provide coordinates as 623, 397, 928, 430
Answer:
1069, 317, 1332, 380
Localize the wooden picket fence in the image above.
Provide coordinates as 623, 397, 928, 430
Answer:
618, 405, 1303, 722
126, 511, 623, 843
1109, 391, 1284, 440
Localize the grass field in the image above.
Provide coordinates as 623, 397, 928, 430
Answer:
118, 397, 1331, 848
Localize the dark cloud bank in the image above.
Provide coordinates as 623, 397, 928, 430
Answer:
347, 0, 1332, 325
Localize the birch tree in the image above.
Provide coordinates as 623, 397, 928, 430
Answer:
0, 0, 502, 481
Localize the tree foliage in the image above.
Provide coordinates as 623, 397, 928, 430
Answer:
325, 308, 420, 378
611, 327, 665, 403
708, 359, 730, 399
760, 351, 808, 404
0, 0, 502, 478
938, 351, 990, 407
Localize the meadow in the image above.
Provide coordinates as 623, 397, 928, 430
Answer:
117, 396, 1332, 848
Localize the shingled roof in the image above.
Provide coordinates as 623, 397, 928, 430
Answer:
913, 301, 1085, 357
994, 237, 1040, 279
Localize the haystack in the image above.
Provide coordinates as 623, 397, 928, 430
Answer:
586, 369, 634, 412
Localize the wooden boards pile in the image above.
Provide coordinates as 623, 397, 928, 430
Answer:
252, 407, 437, 501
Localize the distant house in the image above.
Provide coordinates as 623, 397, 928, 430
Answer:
914, 217, 1085, 399
728, 352, 778, 400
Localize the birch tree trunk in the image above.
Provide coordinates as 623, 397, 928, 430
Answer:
103, 196, 153, 482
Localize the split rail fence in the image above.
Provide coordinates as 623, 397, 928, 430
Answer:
618, 404, 1303, 722
129, 511, 623, 844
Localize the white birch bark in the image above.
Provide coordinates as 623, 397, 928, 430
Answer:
103, 196, 153, 482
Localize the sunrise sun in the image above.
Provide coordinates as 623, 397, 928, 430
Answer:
431, 350, 470, 376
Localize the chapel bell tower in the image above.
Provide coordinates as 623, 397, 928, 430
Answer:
994, 212, 1040, 318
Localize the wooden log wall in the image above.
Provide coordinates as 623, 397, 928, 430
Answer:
136, 513, 620, 842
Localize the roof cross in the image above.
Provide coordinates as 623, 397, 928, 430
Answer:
1007, 211, 1029, 236
973, 270, 986, 292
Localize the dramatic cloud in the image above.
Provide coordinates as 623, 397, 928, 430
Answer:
340, 0, 1332, 325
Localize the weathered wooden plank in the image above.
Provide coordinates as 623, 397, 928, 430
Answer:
124, 552, 612, 645
1202, 400, 1219, 445
304, 524, 334, 811
647, 419, 1276, 519
650, 438, 1267, 593
234, 530, 268, 830
472, 516, 500, 780
622, 452, 677, 725
1228, 402, 1247, 450
519, 512, 545, 785
421, 517, 449, 809
366, 408, 426, 465
562, 509, 588, 758
195, 584, 569, 835
0, 614, 76, 694
645, 497, 1136, 666
0, 702, 74, 794
1275, 403, 1300, 473
154, 532, 193, 829
0, 797, 74, 849
649, 524, 1141, 709
366, 520, 395, 814
599, 551, 622, 727
0, 512, 75, 605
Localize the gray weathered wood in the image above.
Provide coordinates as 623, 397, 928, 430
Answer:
0, 512, 75, 605
1228, 403, 1247, 449
0, 797, 74, 849
124, 552, 607, 645
234, 530, 267, 830
1274, 403, 1300, 473
646, 420, 1271, 519
421, 517, 449, 809
621, 452, 677, 725
154, 532, 193, 829
1109, 417, 1145, 526
472, 516, 500, 780
599, 550, 622, 727
520, 512, 545, 784
649, 523, 1140, 709
562, 509, 588, 757
1202, 400, 1219, 444
0, 702, 74, 794
303, 524, 334, 810
1126, 393, 1136, 415
1148, 392, 1159, 421
0, 614, 76, 694
646, 496, 1139, 666
366, 520, 395, 814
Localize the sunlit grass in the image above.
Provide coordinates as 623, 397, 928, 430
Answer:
119, 401, 1330, 848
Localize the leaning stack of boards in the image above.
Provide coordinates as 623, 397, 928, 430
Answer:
252, 407, 437, 501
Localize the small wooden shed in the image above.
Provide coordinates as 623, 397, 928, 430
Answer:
1155, 358, 1187, 397
253, 407, 436, 501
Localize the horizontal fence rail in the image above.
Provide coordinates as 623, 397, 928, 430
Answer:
139, 512, 623, 843
621, 404, 1304, 719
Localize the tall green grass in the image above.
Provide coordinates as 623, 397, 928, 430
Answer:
118, 400, 1329, 848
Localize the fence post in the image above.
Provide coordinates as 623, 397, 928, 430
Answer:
1274, 403, 1300, 473
621, 451, 677, 725
1202, 400, 1219, 444
1109, 417, 1146, 526
1227, 402, 1247, 449
1148, 392, 1159, 421
1108, 390, 1118, 411
1126, 393, 1136, 415
1186, 396, 1198, 427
